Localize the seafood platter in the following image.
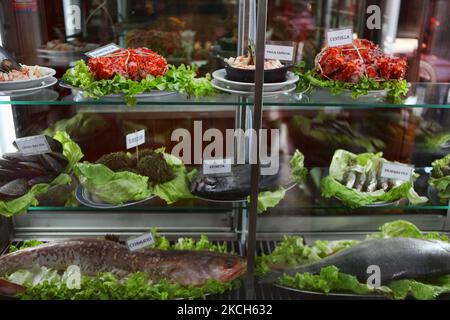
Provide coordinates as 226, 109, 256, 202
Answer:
0, 46, 56, 95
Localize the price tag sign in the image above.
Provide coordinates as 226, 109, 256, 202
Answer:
327, 28, 353, 47
127, 233, 155, 252
126, 130, 146, 149
203, 158, 232, 175
85, 43, 121, 58
380, 162, 413, 181
15, 135, 51, 156
265, 44, 295, 62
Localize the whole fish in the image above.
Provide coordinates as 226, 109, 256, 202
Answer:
365, 170, 377, 192
0, 238, 247, 296
264, 238, 450, 285
354, 172, 366, 192
190, 157, 291, 201
344, 171, 356, 189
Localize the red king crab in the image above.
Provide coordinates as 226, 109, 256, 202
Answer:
315, 39, 407, 83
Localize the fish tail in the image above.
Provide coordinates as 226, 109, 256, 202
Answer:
0, 278, 26, 297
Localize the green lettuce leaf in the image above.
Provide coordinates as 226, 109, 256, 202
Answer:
0, 184, 47, 217
53, 131, 84, 172
247, 150, 308, 214
256, 236, 358, 276
278, 266, 376, 295
429, 154, 450, 203
367, 220, 449, 242
251, 187, 286, 214
17, 270, 239, 300
62, 60, 216, 106
278, 266, 450, 300
290, 150, 308, 184
294, 68, 409, 102
8, 240, 44, 253
75, 163, 151, 204
0, 130, 81, 217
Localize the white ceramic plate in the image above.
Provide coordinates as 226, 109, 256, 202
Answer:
0, 77, 57, 96
36, 43, 99, 57
212, 69, 299, 92
212, 79, 296, 97
0, 67, 56, 90
76, 185, 156, 209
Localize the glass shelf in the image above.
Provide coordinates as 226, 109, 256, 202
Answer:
0, 83, 449, 108
22, 167, 449, 214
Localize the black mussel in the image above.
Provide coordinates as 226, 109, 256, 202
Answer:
38, 153, 66, 174
46, 152, 69, 169
13, 135, 63, 154
0, 158, 21, 171
0, 179, 29, 201
16, 161, 48, 177
0, 168, 19, 182
0, 46, 20, 73
2, 152, 40, 163
28, 176, 54, 187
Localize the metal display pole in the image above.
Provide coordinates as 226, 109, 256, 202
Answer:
245, 0, 267, 299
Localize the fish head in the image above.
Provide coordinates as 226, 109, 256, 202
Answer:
204, 253, 247, 282
190, 175, 220, 194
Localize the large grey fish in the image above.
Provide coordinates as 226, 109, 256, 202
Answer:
264, 238, 450, 285
0, 238, 247, 296
190, 157, 292, 201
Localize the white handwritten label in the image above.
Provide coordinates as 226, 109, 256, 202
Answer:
265, 44, 294, 61
380, 162, 413, 181
15, 135, 51, 156
126, 130, 146, 149
127, 233, 155, 251
327, 28, 353, 47
85, 43, 121, 58
203, 158, 232, 175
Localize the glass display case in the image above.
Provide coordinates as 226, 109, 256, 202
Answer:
0, 0, 449, 301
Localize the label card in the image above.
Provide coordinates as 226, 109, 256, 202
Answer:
126, 130, 146, 149
127, 233, 155, 252
265, 44, 295, 61
380, 162, 413, 181
327, 28, 353, 47
15, 135, 51, 156
85, 43, 121, 58
203, 158, 232, 175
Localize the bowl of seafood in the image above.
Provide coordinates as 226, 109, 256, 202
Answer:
224, 55, 292, 83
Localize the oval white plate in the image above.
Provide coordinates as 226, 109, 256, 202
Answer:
212, 69, 299, 92
0, 77, 57, 96
212, 79, 296, 97
76, 185, 156, 209
0, 67, 56, 90
59, 80, 176, 101
273, 284, 385, 299
36, 43, 99, 57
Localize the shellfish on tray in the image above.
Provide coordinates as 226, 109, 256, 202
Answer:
0, 136, 69, 201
